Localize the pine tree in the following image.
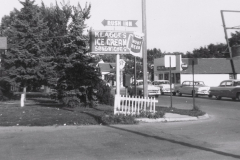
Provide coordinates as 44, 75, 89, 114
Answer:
56, 3, 101, 107
3, 0, 51, 93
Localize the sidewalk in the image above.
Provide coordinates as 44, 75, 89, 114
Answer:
135, 113, 210, 123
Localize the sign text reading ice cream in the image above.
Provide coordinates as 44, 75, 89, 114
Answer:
90, 30, 132, 54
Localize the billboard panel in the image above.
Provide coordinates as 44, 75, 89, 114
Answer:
90, 30, 133, 54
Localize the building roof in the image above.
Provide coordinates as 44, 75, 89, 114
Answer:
98, 63, 115, 72
181, 58, 240, 74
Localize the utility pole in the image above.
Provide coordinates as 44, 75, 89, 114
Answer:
142, 0, 148, 97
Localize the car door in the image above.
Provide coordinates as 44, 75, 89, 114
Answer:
218, 81, 227, 97
179, 81, 191, 94
224, 81, 234, 97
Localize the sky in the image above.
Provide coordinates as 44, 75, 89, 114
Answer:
1, 0, 240, 53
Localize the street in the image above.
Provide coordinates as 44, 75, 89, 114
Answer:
0, 95, 240, 160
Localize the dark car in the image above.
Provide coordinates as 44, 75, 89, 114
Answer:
209, 79, 240, 100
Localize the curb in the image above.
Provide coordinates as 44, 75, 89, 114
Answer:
135, 113, 210, 123
197, 113, 209, 120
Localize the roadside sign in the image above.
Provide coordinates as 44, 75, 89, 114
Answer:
181, 63, 188, 70
90, 30, 133, 54
164, 55, 176, 68
90, 30, 144, 56
102, 19, 137, 27
119, 59, 126, 69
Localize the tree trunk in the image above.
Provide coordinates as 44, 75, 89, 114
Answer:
23, 86, 27, 102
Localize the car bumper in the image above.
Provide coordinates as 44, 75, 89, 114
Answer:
161, 88, 175, 93
148, 91, 160, 96
196, 91, 209, 95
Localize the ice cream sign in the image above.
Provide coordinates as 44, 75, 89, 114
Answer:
90, 30, 144, 57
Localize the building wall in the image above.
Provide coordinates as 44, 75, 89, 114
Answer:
154, 54, 182, 82
180, 74, 230, 87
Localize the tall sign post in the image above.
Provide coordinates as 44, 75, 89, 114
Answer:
165, 55, 176, 108
188, 58, 198, 110
220, 10, 240, 79
142, 0, 148, 97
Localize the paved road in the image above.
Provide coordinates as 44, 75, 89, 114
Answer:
0, 95, 240, 160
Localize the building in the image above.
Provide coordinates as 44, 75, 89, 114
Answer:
154, 54, 240, 87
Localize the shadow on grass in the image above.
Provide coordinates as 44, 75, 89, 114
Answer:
107, 125, 240, 159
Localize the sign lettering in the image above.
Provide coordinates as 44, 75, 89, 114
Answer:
90, 30, 133, 54
102, 19, 137, 27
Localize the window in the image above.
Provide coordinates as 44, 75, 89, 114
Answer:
220, 82, 226, 87
176, 73, 180, 84
164, 73, 169, 80
234, 81, 240, 86
171, 73, 175, 83
182, 81, 189, 86
159, 74, 163, 80
226, 81, 233, 86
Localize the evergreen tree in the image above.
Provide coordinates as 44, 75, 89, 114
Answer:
39, 1, 72, 87
2, 0, 51, 92
55, 3, 101, 106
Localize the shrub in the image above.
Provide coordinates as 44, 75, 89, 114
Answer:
100, 113, 138, 125
62, 96, 81, 108
136, 110, 165, 119
95, 80, 114, 106
0, 80, 14, 101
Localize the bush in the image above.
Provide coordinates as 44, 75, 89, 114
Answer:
136, 110, 165, 119
62, 96, 81, 108
100, 113, 138, 125
95, 80, 114, 106
0, 80, 14, 101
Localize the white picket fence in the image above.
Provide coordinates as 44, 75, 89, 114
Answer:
114, 95, 158, 115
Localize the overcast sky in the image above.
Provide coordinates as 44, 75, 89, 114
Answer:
1, 0, 240, 53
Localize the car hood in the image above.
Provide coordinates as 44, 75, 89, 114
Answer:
137, 85, 159, 90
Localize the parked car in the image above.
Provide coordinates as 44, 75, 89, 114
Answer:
208, 79, 240, 100
152, 80, 174, 95
174, 81, 210, 97
128, 80, 160, 97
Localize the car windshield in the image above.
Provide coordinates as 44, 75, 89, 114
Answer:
194, 81, 204, 86
154, 81, 169, 85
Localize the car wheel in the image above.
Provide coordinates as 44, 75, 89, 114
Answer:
236, 93, 240, 101
215, 95, 221, 100
161, 92, 164, 95
155, 95, 159, 98
177, 91, 182, 96
232, 98, 236, 101
172, 92, 176, 96
208, 95, 213, 98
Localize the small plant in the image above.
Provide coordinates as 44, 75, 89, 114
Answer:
136, 110, 165, 119
100, 113, 138, 125
62, 96, 81, 108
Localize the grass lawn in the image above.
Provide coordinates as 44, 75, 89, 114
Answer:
0, 98, 113, 126
0, 98, 206, 126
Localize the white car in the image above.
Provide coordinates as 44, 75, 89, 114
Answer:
128, 80, 160, 97
152, 80, 175, 95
